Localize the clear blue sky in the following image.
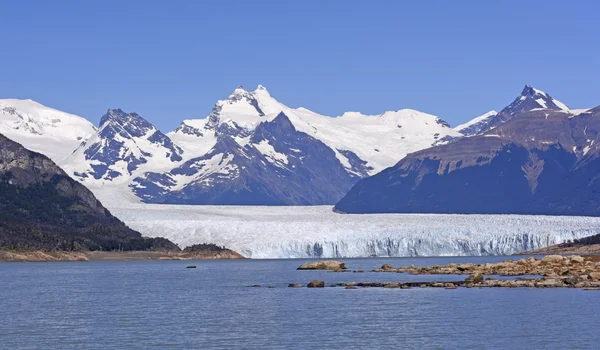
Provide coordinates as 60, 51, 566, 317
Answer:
1, 0, 598, 131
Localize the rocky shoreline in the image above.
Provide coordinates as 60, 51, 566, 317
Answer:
0, 249, 244, 262
517, 244, 600, 256
279, 256, 600, 290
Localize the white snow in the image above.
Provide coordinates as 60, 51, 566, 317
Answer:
0, 99, 96, 162
254, 140, 289, 166
583, 140, 595, 155
532, 87, 548, 97
453, 110, 497, 133
552, 98, 570, 111
535, 98, 548, 109
568, 108, 591, 117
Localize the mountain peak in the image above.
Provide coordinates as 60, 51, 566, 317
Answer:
254, 84, 270, 95
520, 85, 550, 99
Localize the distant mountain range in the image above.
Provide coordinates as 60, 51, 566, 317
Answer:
2, 84, 596, 211
2, 85, 462, 205
335, 86, 599, 215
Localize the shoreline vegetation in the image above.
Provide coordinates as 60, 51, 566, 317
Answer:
0, 244, 244, 262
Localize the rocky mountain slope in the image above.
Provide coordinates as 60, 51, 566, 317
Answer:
0, 133, 178, 251
335, 87, 597, 215
61, 109, 183, 184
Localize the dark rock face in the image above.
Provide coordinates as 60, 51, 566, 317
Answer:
335, 106, 600, 216
74, 109, 183, 181
132, 113, 361, 205
0, 133, 179, 251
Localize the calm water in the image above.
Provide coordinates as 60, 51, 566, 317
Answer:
1, 256, 599, 349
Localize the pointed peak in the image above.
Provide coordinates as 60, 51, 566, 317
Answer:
100, 109, 127, 126
521, 85, 548, 98
253, 84, 270, 95
99, 109, 148, 128
233, 85, 247, 93
226, 86, 251, 100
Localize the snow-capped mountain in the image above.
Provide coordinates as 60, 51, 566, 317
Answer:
1, 86, 461, 205
124, 85, 459, 204
132, 112, 368, 205
0, 99, 96, 162
171, 85, 460, 175
335, 90, 600, 216
456, 85, 571, 137
61, 109, 183, 184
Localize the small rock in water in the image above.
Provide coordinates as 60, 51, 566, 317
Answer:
297, 261, 346, 271
186, 265, 197, 269
268, 286, 276, 289
288, 284, 302, 288
249, 285, 261, 288
353, 270, 364, 273
307, 280, 325, 288
345, 286, 357, 289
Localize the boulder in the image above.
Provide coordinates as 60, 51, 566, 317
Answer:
541, 255, 564, 263
564, 277, 579, 285
297, 261, 346, 271
307, 280, 325, 288
569, 255, 585, 263
589, 272, 600, 281
381, 264, 393, 270
465, 271, 484, 283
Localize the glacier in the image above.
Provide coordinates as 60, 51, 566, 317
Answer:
95, 189, 600, 258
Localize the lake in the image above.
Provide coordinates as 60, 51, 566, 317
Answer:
1, 256, 599, 349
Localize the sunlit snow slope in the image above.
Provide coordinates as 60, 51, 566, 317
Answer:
0, 99, 96, 162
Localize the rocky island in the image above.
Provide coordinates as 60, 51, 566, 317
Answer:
287, 257, 600, 290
